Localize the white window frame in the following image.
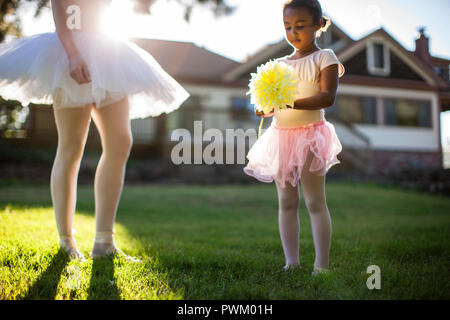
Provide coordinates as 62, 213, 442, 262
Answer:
366, 38, 390, 76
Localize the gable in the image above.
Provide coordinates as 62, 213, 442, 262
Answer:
223, 21, 353, 84
344, 47, 425, 81
338, 28, 447, 88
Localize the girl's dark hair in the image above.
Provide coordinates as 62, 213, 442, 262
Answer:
283, 0, 331, 37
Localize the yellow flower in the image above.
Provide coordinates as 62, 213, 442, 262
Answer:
247, 60, 299, 114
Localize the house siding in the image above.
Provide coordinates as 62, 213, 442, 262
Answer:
344, 48, 425, 81
336, 85, 443, 170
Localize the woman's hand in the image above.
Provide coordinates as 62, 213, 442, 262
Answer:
52, 0, 87, 83
69, 54, 91, 84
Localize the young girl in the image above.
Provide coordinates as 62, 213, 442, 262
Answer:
243, 0, 344, 275
0, 0, 189, 261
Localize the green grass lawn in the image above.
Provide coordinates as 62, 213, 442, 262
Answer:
0, 180, 449, 300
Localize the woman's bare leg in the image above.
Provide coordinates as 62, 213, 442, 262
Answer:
89, 97, 133, 258
300, 149, 332, 273
51, 104, 93, 259
275, 179, 301, 269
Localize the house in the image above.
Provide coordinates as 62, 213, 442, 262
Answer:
222, 23, 449, 174
6, 21, 450, 177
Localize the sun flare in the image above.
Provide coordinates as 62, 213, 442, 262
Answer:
100, 0, 137, 40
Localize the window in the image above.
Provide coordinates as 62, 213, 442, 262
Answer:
232, 97, 248, 112
432, 66, 450, 82
325, 99, 339, 117
366, 40, 390, 76
384, 98, 432, 127
231, 97, 258, 121
373, 43, 385, 69
433, 66, 442, 76
334, 95, 377, 124
168, 95, 202, 133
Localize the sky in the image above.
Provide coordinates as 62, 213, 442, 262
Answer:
13, 0, 450, 149
17, 0, 450, 62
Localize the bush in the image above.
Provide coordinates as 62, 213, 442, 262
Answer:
0, 140, 54, 165
377, 167, 450, 196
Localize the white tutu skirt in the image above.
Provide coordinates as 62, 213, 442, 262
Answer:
0, 31, 190, 119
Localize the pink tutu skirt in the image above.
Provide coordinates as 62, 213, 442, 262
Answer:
243, 119, 343, 188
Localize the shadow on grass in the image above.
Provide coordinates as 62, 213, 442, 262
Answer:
8, 182, 449, 299
21, 249, 69, 300
87, 257, 121, 300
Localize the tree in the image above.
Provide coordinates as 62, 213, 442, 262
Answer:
0, 0, 235, 137
0, 0, 235, 41
0, 96, 29, 138
0, 0, 21, 42
133, 0, 234, 21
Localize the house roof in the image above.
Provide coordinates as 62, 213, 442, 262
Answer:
130, 27, 449, 95
130, 38, 241, 85
241, 18, 354, 63
222, 20, 354, 83
321, 17, 355, 45
219, 23, 449, 92
337, 27, 449, 90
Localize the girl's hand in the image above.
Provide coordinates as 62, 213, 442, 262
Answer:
255, 108, 274, 117
69, 54, 91, 84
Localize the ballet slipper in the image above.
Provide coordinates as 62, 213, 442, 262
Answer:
59, 235, 86, 262
311, 266, 331, 276
90, 232, 141, 263
283, 263, 301, 271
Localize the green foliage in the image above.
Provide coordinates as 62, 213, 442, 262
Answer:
133, 0, 235, 21
0, 182, 449, 299
0, 140, 54, 164
0, 0, 22, 42
0, 96, 30, 138
0, 0, 235, 47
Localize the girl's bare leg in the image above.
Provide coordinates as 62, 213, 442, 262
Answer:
51, 104, 93, 259
300, 149, 332, 273
89, 97, 133, 258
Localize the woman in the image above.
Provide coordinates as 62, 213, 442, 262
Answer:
0, 0, 190, 260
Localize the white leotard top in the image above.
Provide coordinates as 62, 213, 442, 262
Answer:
272, 48, 345, 127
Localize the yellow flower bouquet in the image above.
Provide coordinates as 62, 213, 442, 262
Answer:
247, 60, 299, 138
